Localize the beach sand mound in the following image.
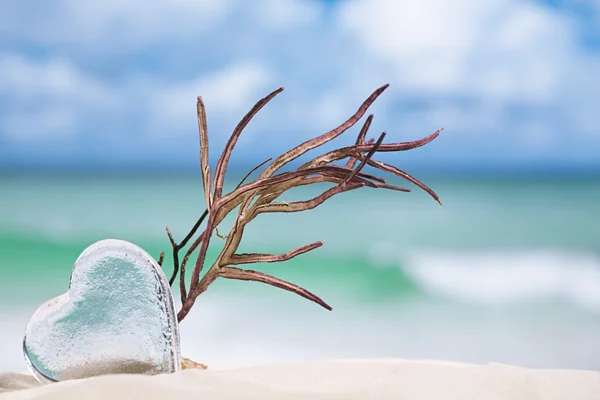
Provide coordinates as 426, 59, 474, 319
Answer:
1, 359, 599, 399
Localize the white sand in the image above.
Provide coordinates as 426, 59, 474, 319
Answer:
1, 359, 599, 399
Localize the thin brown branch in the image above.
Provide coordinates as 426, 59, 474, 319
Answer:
341, 131, 386, 186
165, 226, 180, 286
218, 267, 332, 311
253, 182, 365, 216
299, 174, 376, 189
157, 252, 165, 267
226, 166, 382, 223
326, 165, 386, 184
197, 97, 212, 209
301, 128, 443, 170
259, 84, 389, 179
188, 192, 257, 307
250, 165, 385, 209
178, 262, 218, 321
179, 231, 206, 304
181, 210, 209, 248
166, 210, 209, 289
179, 195, 256, 321
364, 158, 441, 204
216, 194, 255, 267
372, 183, 411, 192
213, 88, 284, 201
215, 227, 228, 239
217, 165, 365, 212
187, 213, 216, 298
175, 158, 282, 296
166, 227, 176, 247
228, 241, 323, 265
319, 170, 379, 188
356, 127, 442, 152
235, 158, 273, 190
345, 114, 373, 169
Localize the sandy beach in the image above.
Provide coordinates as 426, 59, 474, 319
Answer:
1, 359, 599, 400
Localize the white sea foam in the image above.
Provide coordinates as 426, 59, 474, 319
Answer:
402, 249, 600, 311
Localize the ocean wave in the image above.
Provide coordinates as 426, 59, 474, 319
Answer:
400, 249, 600, 311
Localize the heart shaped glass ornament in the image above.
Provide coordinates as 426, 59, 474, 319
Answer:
23, 239, 181, 383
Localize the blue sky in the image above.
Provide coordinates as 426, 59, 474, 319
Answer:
1, 0, 599, 174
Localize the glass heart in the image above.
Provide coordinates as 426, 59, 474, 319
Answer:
23, 239, 181, 383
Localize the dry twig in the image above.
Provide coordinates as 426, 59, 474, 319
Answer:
160, 84, 442, 323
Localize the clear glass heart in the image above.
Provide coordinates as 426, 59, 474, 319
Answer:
23, 239, 181, 383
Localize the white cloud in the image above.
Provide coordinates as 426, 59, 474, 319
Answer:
0, 55, 115, 103
577, 0, 600, 22
154, 61, 274, 132
0, 53, 275, 141
257, 0, 322, 30
0, 54, 120, 140
335, 0, 600, 151
2, 106, 78, 141
338, 0, 492, 94
338, 0, 572, 103
0, 0, 231, 50
560, 53, 600, 138
0, 0, 598, 164
310, 91, 351, 129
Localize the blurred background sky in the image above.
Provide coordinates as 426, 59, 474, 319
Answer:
1, 0, 599, 174
1, 0, 600, 374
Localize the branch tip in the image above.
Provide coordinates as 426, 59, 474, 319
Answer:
165, 227, 176, 248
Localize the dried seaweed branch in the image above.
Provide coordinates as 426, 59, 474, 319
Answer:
363, 158, 442, 205
340, 131, 386, 186
345, 114, 374, 170
228, 241, 323, 265
235, 158, 273, 190
164, 210, 209, 288
213, 88, 284, 200
258, 85, 389, 179
218, 267, 332, 310
161, 156, 275, 299
178, 231, 206, 302
197, 97, 212, 209
168, 84, 443, 323
252, 182, 365, 216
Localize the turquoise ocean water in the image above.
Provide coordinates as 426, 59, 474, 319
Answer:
1, 174, 599, 371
